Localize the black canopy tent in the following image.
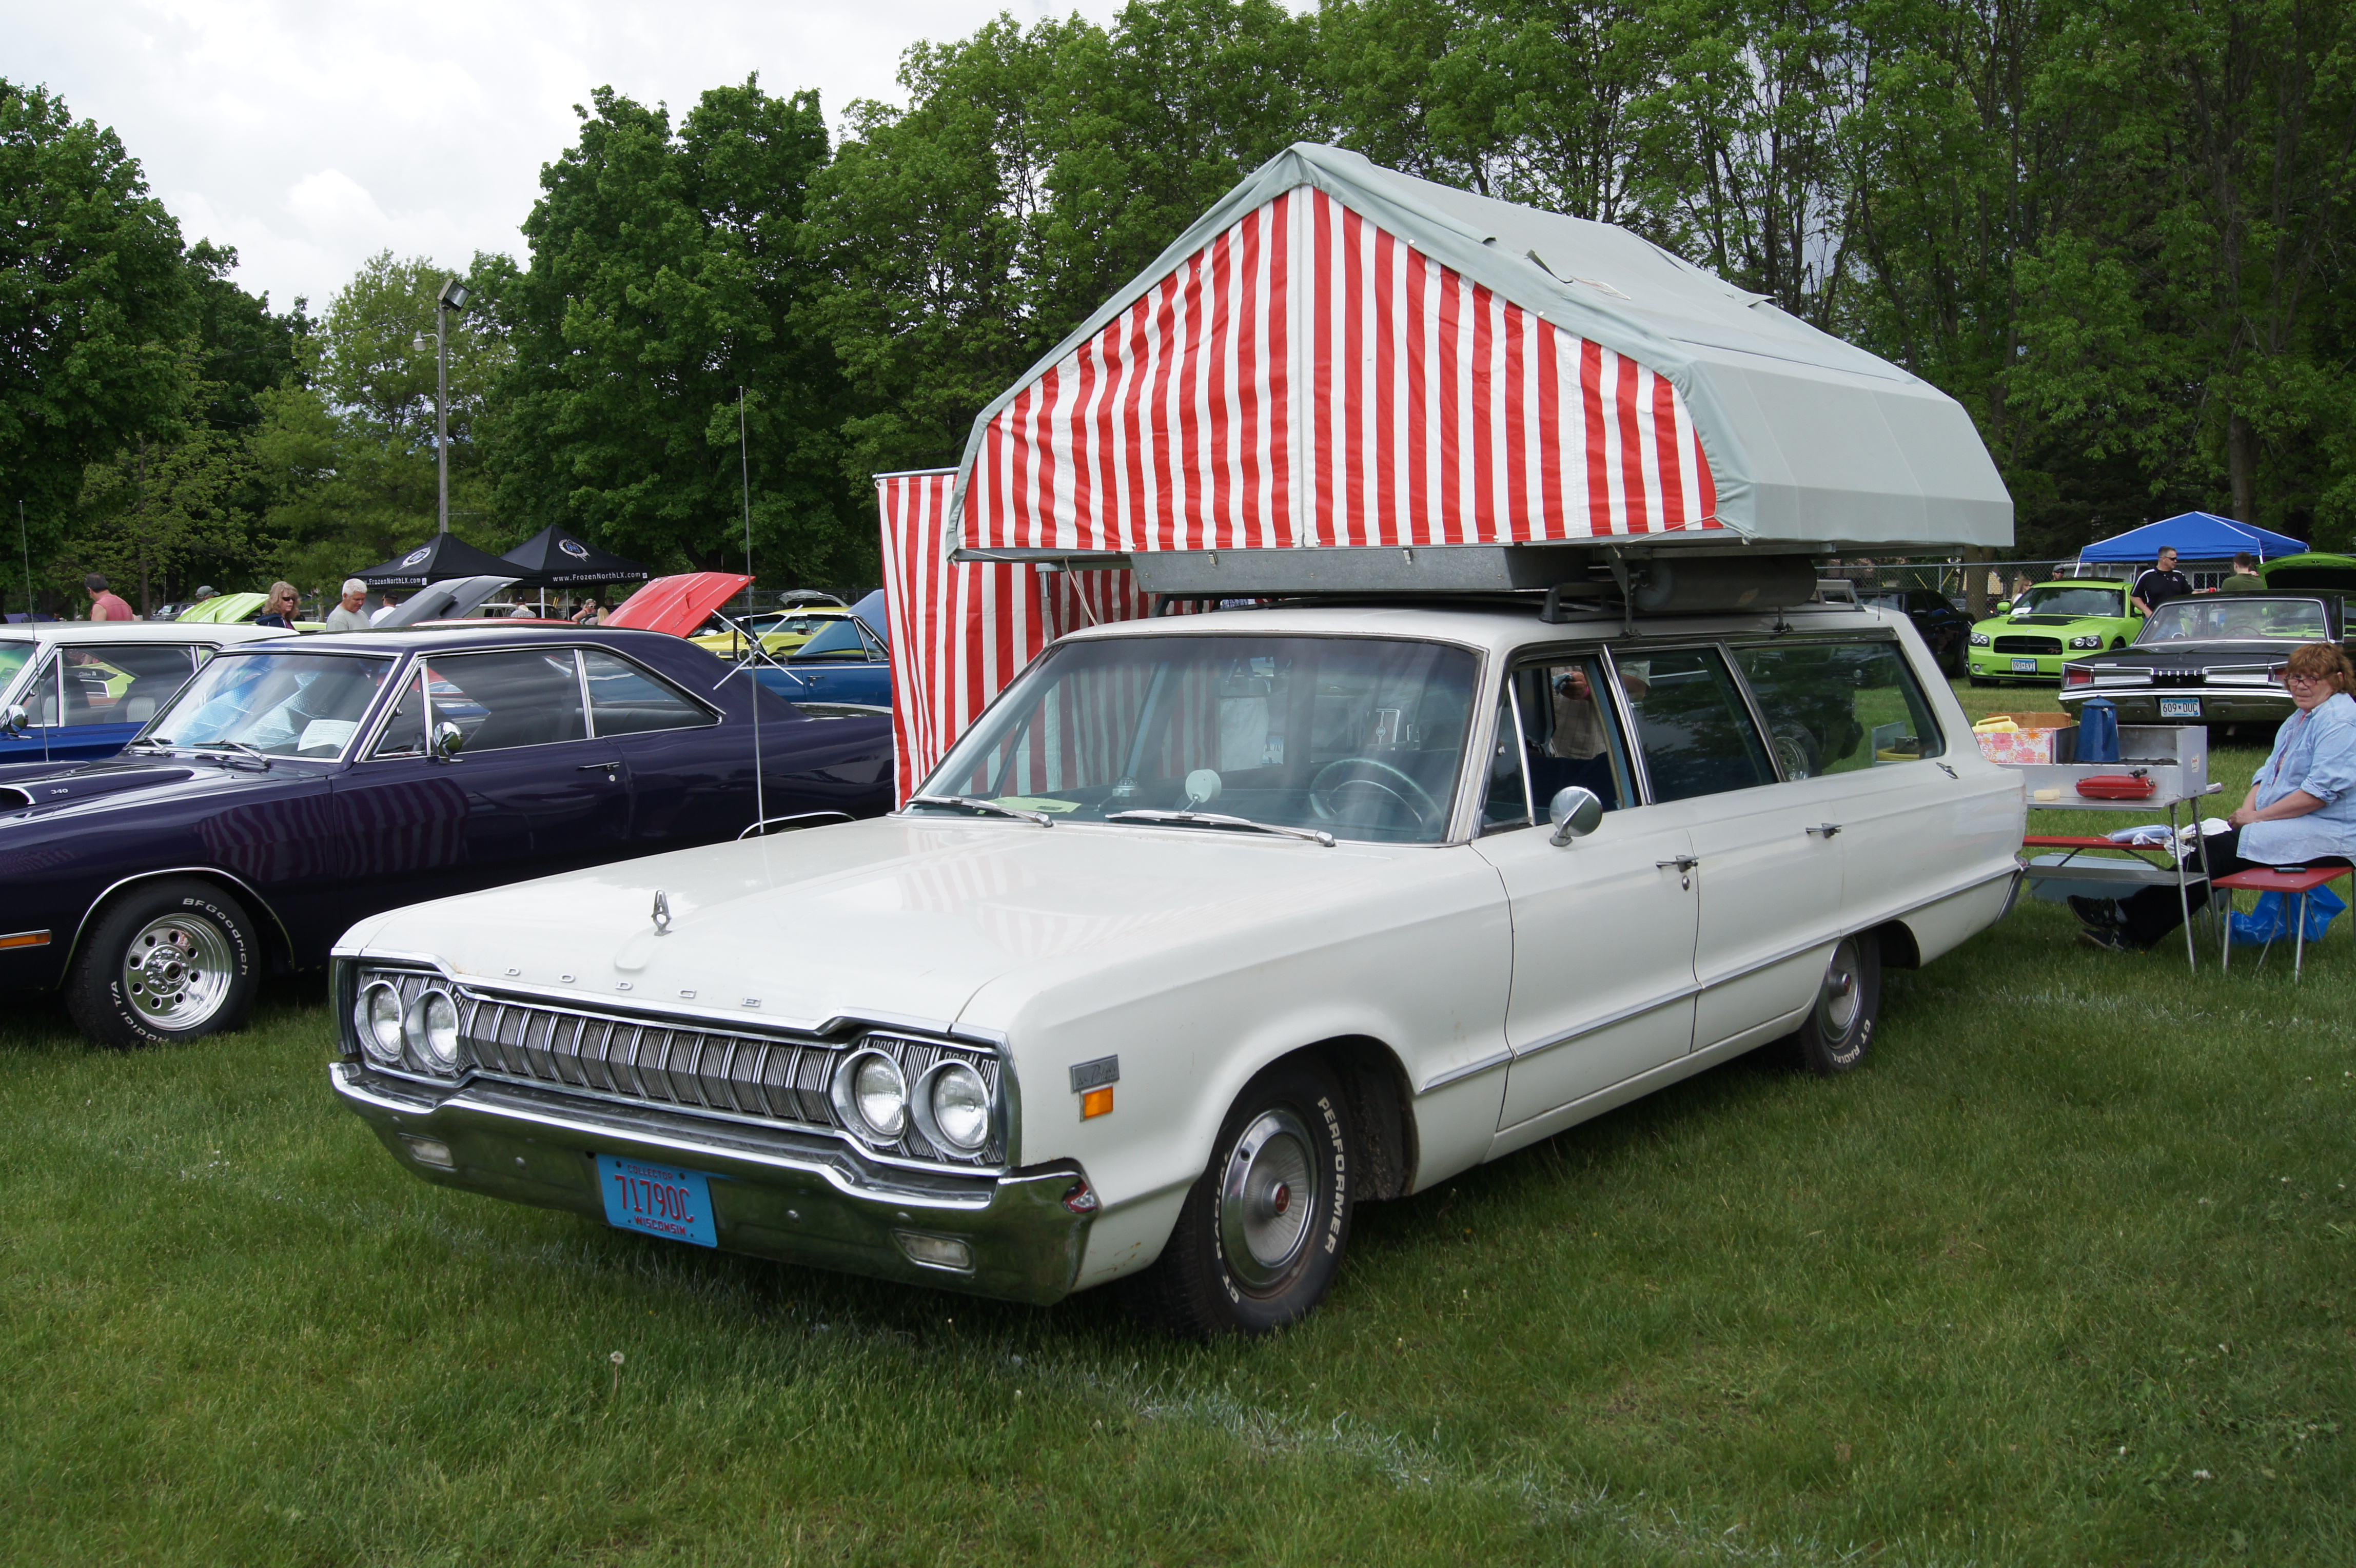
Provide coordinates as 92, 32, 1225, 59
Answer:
497, 526, 650, 617
354, 534, 519, 589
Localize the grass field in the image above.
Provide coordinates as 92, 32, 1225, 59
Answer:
5, 687, 2351, 1565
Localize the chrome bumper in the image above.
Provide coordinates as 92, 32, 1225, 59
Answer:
331, 1063, 1095, 1304
2058, 690, 2291, 724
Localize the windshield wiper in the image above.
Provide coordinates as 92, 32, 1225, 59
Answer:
906, 794, 1054, 827
1103, 809, 1335, 847
191, 739, 271, 771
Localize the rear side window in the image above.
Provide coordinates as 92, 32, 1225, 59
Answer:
1733, 640, 1947, 777
59, 644, 198, 727
426, 650, 587, 752
1621, 648, 1775, 802
582, 650, 714, 736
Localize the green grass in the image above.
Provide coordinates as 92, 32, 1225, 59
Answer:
4, 689, 2349, 1565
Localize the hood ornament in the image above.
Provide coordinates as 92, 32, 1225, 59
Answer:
652, 890, 672, 932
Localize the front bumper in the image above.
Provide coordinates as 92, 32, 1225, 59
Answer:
331, 1063, 1095, 1304
1969, 652, 2069, 681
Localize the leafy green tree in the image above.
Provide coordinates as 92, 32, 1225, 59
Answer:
67, 365, 268, 613
487, 79, 858, 584
1, 80, 194, 593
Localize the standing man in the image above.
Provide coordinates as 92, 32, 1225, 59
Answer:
85, 573, 135, 621
2131, 547, 2191, 616
2216, 553, 2266, 593
370, 590, 404, 625
324, 578, 372, 632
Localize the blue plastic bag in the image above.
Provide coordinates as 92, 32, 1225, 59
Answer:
2227, 884, 2348, 947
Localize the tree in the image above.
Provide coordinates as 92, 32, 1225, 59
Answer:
67, 365, 264, 613
488, 79, 860, 584
0, 80, 194, 585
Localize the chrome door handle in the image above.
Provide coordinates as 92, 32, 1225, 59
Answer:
1807, 822, 1842, 837
1655, 856, 1700, 870
578, 761, 619, 778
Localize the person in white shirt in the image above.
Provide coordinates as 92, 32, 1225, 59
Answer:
369, 590, 403, 625
323, 578, 372, 633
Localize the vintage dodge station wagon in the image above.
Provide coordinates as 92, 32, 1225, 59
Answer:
331, 594, 2026, 1337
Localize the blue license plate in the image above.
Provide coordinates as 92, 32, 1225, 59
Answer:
596, 1154, 717, 1247
2011, 657, 2040, 673
2159, 697, 2202, 718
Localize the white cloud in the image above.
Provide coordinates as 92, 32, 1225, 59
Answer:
6, 0, 1130, 311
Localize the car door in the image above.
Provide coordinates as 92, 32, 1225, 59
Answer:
580, 646, 740, 847
1615, 644, 1847, 1054
1472, 651, 1700, 1153
769, 615, 891, 704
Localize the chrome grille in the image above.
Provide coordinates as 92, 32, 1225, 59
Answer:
344, 964, 1004, 1169
1994, 635, 2063, 655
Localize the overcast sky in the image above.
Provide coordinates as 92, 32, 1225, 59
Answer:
7, 0, 1132, 316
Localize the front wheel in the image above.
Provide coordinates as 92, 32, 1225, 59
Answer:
1781, 933, 1880, 1076
66, 878, 262, 1049
1121, 1057, 1355, 1339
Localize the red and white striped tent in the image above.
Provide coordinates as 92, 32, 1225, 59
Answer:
880, 143, 2012, 795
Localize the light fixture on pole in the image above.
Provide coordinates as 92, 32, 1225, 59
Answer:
412, 276, 474, 535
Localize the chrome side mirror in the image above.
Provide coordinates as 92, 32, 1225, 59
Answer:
1547, 785, 1604, 847
0, 704, 25, 736
430, 720, 466, 761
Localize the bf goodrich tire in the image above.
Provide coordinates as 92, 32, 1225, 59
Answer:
67, 878, 262, 1049
1781, 933, 1881, 1076
1122, 1057, 1356, 1340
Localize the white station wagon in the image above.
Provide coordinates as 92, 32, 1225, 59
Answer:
331, 594, 2026, 1336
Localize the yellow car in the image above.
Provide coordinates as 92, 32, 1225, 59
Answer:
690, 607, 851, 660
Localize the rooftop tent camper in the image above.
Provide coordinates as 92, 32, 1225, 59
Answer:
879, 141, 2016, 791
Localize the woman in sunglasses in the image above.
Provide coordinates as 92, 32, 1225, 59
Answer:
2075, 641, 2356, 951
253, 581, 301, 629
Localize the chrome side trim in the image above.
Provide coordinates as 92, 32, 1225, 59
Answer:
66, 865, 296, 976
1508, 984, 1701, 1063
1418, 1048, 1513, 1094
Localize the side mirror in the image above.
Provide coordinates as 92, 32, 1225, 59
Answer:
1546, 786, 1604, 847
1993, 600, 2012, 615
430, 720, 465, 761
0, 704, 24, 736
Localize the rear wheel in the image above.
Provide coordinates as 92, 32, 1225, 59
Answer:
1781, 933, 1880, 1076
66, 878, 261, 1049
1122, 1057, 1355, 1339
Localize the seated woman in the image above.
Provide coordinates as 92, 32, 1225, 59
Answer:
2075, 641, 2356, 951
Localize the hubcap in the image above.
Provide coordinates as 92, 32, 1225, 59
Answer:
1218, 1108, 1316, 1290
1820, 939, 1862, 1034
121, 913, 235, 1031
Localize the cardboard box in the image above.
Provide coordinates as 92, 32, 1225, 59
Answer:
1975, 712, 2078, 766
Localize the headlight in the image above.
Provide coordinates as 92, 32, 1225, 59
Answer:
403, 989, 460, 1070
357, 982, 405, 1064
2069, 634, 2104, 650
915, 1061, 992, 1153
1969, 631, 1991, 646
831, 1049, 907, 1143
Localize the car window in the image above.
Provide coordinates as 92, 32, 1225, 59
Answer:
58, 644, 198, 727
2012, 585, 2125, 618
1500, 652, 1636, 820
369, 668, 427, 758
2142, 598, 2329, 643
426, 650, 587, 753
1732, 640, 1947, 778
582, 650, 714, 736
145, 651, 399, 757
792, 618, 877, 661
1482, 693, 1530, 831
0, 641, 31, 696
1621, 647, 1775, 803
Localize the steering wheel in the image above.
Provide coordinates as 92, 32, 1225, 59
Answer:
1308, 757, 1445, 834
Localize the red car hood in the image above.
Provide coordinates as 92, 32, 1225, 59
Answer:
605, 572, 753, 637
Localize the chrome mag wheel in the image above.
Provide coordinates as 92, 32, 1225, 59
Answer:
121, 911, 238, 1030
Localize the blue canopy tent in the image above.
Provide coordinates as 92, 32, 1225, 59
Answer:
2078, 512, 2306, 564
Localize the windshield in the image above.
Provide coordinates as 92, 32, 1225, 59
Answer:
2140, 597, 2329, 643
2011, 585, 2125, 619
0, 641, 30, 696
792, 617, 873, 660
141, 651, 399, 758
918, 634, 1481, 844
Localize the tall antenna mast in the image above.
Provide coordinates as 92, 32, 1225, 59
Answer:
741, 386, 764, 831
19, 500, 48, 763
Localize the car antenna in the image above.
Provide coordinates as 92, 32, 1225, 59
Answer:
741, 385, 765, 834
19, 500, 47, 765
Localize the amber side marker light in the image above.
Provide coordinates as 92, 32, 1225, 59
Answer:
0, 930, 52, 950
1081, 1086, 1114, 1120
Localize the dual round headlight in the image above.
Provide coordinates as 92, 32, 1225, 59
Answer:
357, 982, 404, 1065
831, 1048, 993, 1154
2069, 634, 2104, 650
357, 980, 458, 1070
1968, 631, 1992, 647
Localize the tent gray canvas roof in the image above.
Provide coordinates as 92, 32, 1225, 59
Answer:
948, 142, 2011, 567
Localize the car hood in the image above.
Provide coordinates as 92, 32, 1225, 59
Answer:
1974, 613, 2124, 634
341, 814, 1441, 1033
607, 572, 755, 637
0, 755, 314, 822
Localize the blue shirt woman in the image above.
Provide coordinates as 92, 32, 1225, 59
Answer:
2237, 688, 2356, 863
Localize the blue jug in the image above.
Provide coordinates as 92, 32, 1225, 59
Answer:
2077, 697, 2119, 764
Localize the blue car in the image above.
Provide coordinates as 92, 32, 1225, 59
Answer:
0, 625, 893, 1049
0, 622, 296, 768
751, 589, 893, 710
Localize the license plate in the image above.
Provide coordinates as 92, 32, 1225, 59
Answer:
596, 1154, 717, 1247
2011, 657, 2040, 672
2159, 697, 2202, 718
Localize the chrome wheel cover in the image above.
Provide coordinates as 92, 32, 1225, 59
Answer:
1219, 1108, 1316, 1289
120, 912, 235, 1031
1820, 938, 1862, 1035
